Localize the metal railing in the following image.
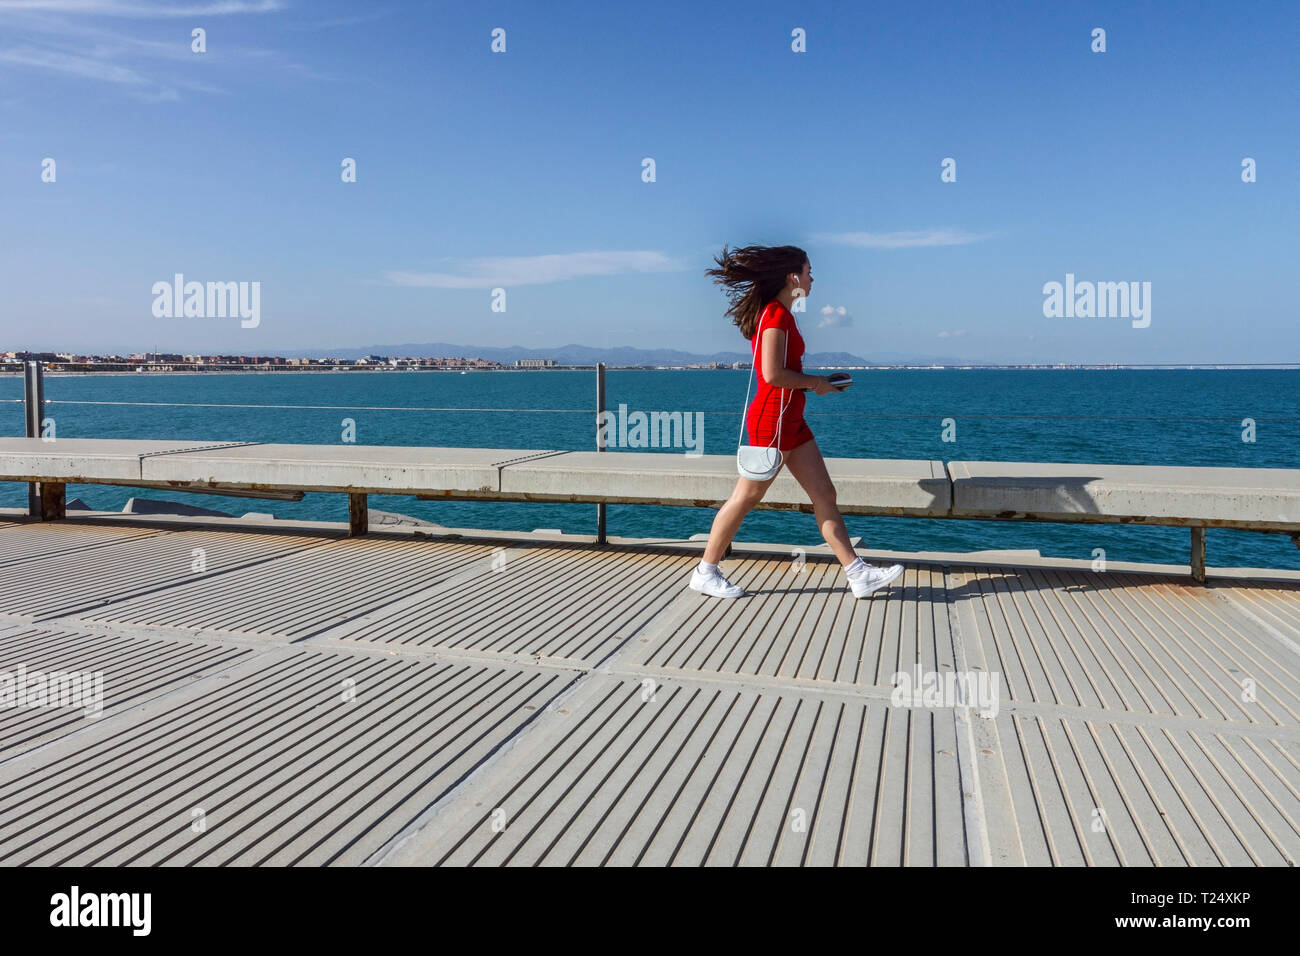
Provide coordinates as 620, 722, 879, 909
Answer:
23, 361, 44, 516
14, 360, 627, 530
9, 359, 1300, 582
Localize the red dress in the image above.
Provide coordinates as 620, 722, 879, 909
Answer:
745, 301, 814, 452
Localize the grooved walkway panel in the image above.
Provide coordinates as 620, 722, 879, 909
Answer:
0, 627, 252, 763
332, 543, 698, 664
0, 521, 163, 566
1213, 579, 1300, 645
389, 675, 969, 867
0, 648, 568, 866
0, 528, 333, 621
976, 711, 1300, 866
70, 537, 499, 639
629, 557, 952, 689
950, 564, 1300, 726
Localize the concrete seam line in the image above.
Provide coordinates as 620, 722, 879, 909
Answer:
137, 441, 264, 459
946, 566, 993, 867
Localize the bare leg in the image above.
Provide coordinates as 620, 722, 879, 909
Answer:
782, 438, 859, 567
702, 473, 777, 564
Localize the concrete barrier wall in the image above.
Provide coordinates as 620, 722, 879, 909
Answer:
138, 443, 543, 496
496, 451, 951, 515
0, 439, 240, 482
2, 438, 1298, 531
950, 460, 1300, 529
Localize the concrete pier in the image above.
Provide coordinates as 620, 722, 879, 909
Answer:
0, 511, 1296, 866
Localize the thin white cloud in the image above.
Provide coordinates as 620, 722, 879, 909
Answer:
0, 1, 283, 15
937, 329, 968, 338
0, 43, 228, 98
285, 9, 395, 31
813, 229, 993, 249
0, 2, 322, 100
0, 46, 145, 83
28, 17, 235, 60
384, 251, 684, 289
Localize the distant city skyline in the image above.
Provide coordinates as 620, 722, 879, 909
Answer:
2, 0, 1296, 364
6, 345, 1296, 372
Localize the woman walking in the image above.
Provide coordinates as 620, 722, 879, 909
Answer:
689, 244, 904, 599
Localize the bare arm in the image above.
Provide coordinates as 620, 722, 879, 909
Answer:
760, 327, 835, 393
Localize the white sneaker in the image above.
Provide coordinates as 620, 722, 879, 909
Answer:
690, 565, 746, 598
847, 562, 903, 598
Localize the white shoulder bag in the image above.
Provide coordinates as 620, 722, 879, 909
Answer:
736, 313, 791, 481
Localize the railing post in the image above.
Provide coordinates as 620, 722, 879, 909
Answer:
41, 482, 66, 520
348, 492, 368, 537
23, 360, 45, 518
595, 362, 606, 545
1190, 526, 1206, 585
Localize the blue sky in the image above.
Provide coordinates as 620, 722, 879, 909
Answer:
1, 0, 1296, 362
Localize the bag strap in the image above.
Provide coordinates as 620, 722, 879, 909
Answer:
738, 306, 791, 452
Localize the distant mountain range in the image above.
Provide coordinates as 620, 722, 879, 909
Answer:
290, 342, 972, 367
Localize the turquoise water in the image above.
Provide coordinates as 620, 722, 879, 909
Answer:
2, 369, 1298, 569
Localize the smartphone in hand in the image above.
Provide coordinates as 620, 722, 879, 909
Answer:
828, 372, 853, 390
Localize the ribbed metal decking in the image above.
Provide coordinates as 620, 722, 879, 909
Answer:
0, 516, 1296, 866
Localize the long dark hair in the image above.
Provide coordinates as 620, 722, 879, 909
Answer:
705, 244, 807, 339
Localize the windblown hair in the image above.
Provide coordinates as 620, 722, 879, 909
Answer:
705, 244, 808, 339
